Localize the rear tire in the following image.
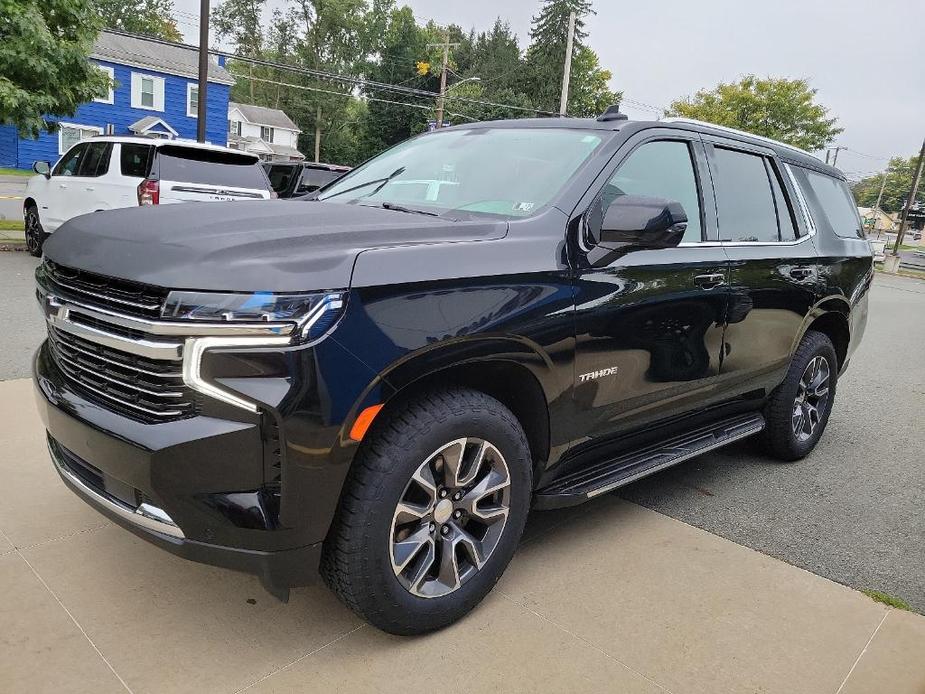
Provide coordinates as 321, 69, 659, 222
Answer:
321, 388, 532, 635
762, 330, 838, 461
25, 205, 45, 257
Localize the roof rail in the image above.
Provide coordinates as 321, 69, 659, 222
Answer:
659, 117, 819, 160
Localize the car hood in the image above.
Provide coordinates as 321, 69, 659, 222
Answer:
43, 200, 507, 291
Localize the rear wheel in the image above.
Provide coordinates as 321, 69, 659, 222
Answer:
322, 388, 532, 635
24, 205, 45, 257
762, 330, 838, 461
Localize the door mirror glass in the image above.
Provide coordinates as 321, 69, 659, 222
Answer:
597, 194, 688, 248
33, 161, 51, 177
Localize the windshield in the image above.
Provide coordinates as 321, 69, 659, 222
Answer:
317, 127, 605, 218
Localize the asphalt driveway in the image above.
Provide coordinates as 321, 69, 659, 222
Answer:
2, 249, 923, 611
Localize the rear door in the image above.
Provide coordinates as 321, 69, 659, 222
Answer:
67, 141, 114, 218
154, 146, 272, 203
703, 136, 820, 397
570, 129, 731, 444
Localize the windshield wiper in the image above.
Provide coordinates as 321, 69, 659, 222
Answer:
320, 166, 405, 200
376, 201, 441, 217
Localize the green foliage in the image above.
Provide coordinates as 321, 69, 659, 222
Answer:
666, 76, 842, 152
852, 155, 925, 213
861, 589, 911, 611
93, 0, 184, 41
212, 0, 622, 163
0, 0, 110, 138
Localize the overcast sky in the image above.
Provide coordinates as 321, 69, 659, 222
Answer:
178, 0, 924, 178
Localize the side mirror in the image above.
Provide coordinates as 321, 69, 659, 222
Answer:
597, 194, 688, 248
33, 161, 51, 178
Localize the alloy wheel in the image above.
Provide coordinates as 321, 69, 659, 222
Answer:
25, 210, 40, 253
389, 437, 511, 598
792, 355, 830, 442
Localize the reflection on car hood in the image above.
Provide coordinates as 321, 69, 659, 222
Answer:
42, 200, 507, 292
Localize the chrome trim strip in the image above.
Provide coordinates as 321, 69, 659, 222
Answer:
51, 446, 185, 538
660, 117, 816, 158
297, 293, 345, 338
45, 276, 163, 312
50, 348, 184, 398
48, 331, 182, 378
47, 310, 183, 361
53, 362, 187, 417
182, 335, 292, 413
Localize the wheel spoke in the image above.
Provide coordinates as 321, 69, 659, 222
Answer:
392, 523, 433, 574
439, 438, 468, 488
451, 524, 485, 570
394, 500, 431, 525
411, 463, 439, 504
436, 536, 461, 591
460, 467, 510, 523
406, 538, 437, 593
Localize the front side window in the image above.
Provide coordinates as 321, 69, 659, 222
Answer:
318, 127, 605, 219
793, 168, 863, 239
260, 126, 274, 143
76, 142, 111, 177
711, 147, 780, 242
53, 143, 89, 176
602, 140, 703, 243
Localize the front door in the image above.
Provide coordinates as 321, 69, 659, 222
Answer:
570, 131, 731, 450
43, 142, 90, 231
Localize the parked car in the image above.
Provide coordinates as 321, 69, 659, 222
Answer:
262, 161, 351, 198
33, 110, 872, 635
24, 136, 272, 256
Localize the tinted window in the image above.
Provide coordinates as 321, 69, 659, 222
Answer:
121, 143, 154, 178
712, 148, 779, 242
767, 161, 797, 241
604, 140, 702, 242
53, 143, 88, 176
264, 164, 297, 194
155, 147, 269, 189
299, 168, 341, 193
795, 168, 863, 239
77, 142, 111, 177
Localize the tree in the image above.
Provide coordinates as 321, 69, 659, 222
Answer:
213, 0, 266, 100
852, 154, 925, 213
666, 76, 842, 151
0, 0, 111, 138
94, 0, 183, 41
523, 0, 618, 117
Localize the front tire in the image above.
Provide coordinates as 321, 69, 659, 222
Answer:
762, 330, 838, 461
25, 205, 45, 257
322, 388, 532, 635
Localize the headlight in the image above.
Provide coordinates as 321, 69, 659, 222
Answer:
162, 290, 345, 341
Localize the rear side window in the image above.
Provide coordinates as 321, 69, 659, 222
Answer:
77, 142, 111, 177
299, 168, 342, 193
264, 164, 296, 194
711, 147, 779, 242
793, 168, 863, 239
155, 146, 269, 190
121, 143, 154, 178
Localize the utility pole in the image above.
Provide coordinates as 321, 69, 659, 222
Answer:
428, 32, 459, 129
314, 105, 321, 163
559, 10, 576, 116
873, 172, 888, 238
196, 0, 210, 143
892, 137, 925, 254
826, 146, 844, 167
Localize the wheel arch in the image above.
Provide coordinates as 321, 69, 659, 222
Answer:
795, 298, 851, 372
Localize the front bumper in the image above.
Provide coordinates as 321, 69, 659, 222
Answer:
32, 344, 340, 595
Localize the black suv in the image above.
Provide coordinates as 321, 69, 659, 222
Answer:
263, 161, 351, 198
33, 112, 872, 635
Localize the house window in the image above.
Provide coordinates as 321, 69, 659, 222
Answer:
94, 65, 115, 104
260, 126, 274, 143
131, 73, 164, 111
58, 123, 103, 155
187, 84, 198, 117
228, 120, 242, 136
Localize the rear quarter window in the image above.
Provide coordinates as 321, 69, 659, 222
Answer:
793, 167, 863, 239
155, 146, 269, 190
120, 143, 154, 178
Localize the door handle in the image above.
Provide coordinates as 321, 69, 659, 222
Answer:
58, 183, 68, 189
694, 273, 726, 289
789, 267, 814, 279
85, 186, 95, 191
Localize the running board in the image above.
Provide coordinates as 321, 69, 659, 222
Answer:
533, 413, 766, 510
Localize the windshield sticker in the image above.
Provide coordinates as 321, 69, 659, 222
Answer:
513, 202, 535, 212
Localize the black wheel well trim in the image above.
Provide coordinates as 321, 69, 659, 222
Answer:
24, 197, 37, 213
793, 299, 850, 371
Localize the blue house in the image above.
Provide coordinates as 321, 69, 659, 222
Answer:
0, 31, 235, 170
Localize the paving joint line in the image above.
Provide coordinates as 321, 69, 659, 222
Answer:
497, 590, 676, 694
834, 608, 889, 694
232, 623, 366, 693
14, 522, 112, 552
0, 526, 135, 693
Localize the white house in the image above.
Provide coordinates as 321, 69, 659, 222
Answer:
227, 102, 304, 161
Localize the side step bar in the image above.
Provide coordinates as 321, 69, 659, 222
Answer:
534, 413, 766, 510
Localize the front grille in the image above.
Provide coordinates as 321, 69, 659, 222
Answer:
48, 325, 196, 422
44, 260, 168, 318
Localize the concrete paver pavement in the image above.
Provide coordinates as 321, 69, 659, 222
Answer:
1, 378, 923, 693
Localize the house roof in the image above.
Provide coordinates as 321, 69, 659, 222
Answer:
92, 30, 235, 85
229, 102, 300, 131
128, 116, 178, 136
267, 142, 305, 159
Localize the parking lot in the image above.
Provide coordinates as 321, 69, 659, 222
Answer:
1, 251, 924, 692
